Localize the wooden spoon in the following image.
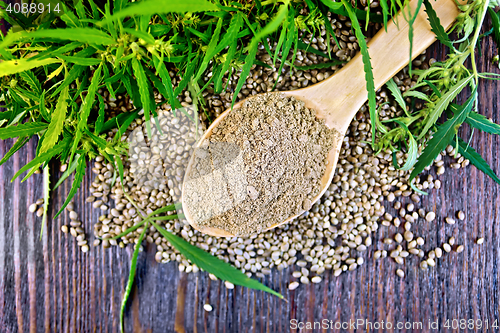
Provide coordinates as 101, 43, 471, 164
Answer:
182, 0, 460, 237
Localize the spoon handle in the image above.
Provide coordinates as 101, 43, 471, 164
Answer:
289, 0, 460, 133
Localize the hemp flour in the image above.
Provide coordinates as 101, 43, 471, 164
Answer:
183, 93, 336, 236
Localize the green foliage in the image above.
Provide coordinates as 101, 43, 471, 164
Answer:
0, 122, 48, 139
319, 0, 384, 23
233, 2, 288, 107
151, 221, 283, 299
0, 57, 61, 77
417, 75, 473, 140
54, 154, 86, 218
0, 136, 30, 165
11, 137, 70, 181
466, 111, 500, 135
391, 120, 418, 171
130, 58, 152, 137
340, 0, 378, 145
488, 7, 500, 54
386, 78, 408, 116
405, 0, 423, 75
380, 0, 390, 31
0, 28, 116, 48
100, 0, 219, 26
120, 221, 148, 333
458, 137, 500, 185
423, 0, 453, 49
410, 88, 476, 182
40, 85, 69, 154
53, 154, 80, 189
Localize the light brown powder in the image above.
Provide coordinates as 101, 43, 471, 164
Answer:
183, 93, 336, 236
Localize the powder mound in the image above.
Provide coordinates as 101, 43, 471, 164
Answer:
183, 93, 336, 236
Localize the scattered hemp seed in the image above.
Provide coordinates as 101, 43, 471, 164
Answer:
404, 222, 412, 231
443, 243, 452, 253
394, 233, 403, 243
61, 225, 69, 234
477, 238, 484, 245
428, 250, 436, 259
311, 276, 322, 284
456, 245, 465, 253
204, 304, 213, 312
404, 231, 414, 242
445, 217, 456, 225
29, 203, 37, 213
288, 281, 300, 290
457, 211, 465, 221
425, 212, 436, 222
449, 237, 456, 246
224, 281, 235, 290
396, 269, 405, 278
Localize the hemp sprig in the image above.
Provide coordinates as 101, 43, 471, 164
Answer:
374, 0, 500, 190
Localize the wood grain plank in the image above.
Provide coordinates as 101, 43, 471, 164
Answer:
0, 142, 7, 333
1, 39, 500, 333
26, 139, 37, 333
42, 198, 50, 333
13, 149, 24, 333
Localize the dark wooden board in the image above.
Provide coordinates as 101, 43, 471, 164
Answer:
1, 37, 500, 333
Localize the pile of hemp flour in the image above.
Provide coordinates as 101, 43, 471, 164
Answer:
183, 93, 336, 236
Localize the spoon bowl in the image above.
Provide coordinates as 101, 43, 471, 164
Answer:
182, 0, 461, 237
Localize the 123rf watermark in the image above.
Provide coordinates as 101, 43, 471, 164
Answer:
290, 318, 499, 330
